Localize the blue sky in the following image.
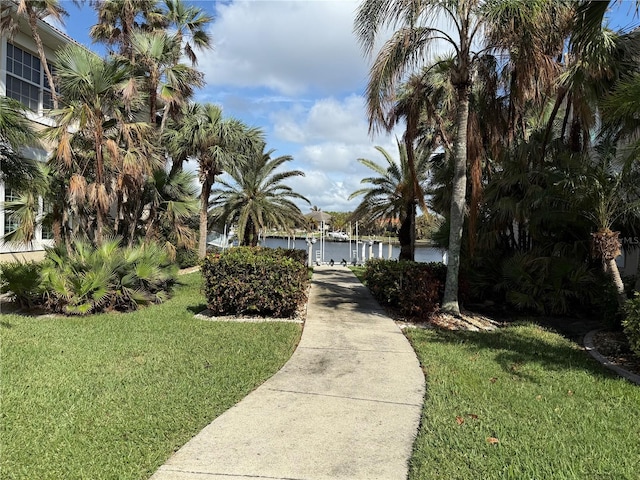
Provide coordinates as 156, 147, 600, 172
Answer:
55, 0, 638, 213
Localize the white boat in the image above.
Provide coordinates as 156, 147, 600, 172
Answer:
327, 231, 349, 241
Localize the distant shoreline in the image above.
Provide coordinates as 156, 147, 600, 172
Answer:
261, 234, 437, 248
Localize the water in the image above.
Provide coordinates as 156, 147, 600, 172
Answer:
259, 236, 444, 264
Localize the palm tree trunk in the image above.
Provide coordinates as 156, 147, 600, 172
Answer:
442, 86, 470, 316
94, 129, 105, 246
198, 176, 212, 259
28, 13, 58, 109
605, 257, 627, 309
398, 202, 416, 261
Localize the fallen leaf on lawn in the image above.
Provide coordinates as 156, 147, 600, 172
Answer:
489, 377, 497, 383
467, 413, 479, 419
456, 416, 465, 425
486, 437, 500, 444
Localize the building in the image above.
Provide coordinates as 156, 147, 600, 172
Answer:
0, 3, 77, 261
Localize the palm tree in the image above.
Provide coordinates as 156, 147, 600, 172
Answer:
565, 141, 640, 307
1, 0, 67, 109
170, 103, 264, 258
1, 163, 49, 246
142, 168, 199, 256
349, 140, 430, 260
161, 0, 213, 65
128, 30, 203, 127
46, 45, 144, 246
210, 147, 310, 247
89, 0, 164, 60
355, 0, 485, 314
0, 96, 42, 192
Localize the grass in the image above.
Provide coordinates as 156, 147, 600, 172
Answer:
1, 273, 302, 480
406, 324, 640, 480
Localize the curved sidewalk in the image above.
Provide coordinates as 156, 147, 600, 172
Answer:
150, 265, 425, 480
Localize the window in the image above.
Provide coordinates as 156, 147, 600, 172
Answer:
41, 201, 54, 240
5, 42, 54, 113
3, 189, 20, 235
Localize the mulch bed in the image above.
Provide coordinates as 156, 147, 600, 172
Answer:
592, 330, 640, 377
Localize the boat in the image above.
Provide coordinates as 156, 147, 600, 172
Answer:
327, 231, 349, 241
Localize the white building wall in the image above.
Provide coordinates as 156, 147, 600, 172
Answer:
0, 15, 68, 256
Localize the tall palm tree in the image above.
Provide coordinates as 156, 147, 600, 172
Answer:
161, 0, 213, 65
210, 148, 309, 247
349, 140, 430, 260
128, 30, 203, 127
46, 45, 144, 246
355, 0, 485, 314
171, 103, 264, 258
1, 0, 67, 109
89, 0, 164, 60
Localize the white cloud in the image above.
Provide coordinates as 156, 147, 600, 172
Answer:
193, 0, 407, 212
201, 0, 368, 96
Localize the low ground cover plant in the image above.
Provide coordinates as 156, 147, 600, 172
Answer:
407, 324, 640, 479
202, 246, 308, 318
1, 273, 302, 479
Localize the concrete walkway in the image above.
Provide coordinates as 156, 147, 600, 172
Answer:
150, 265, 425, 480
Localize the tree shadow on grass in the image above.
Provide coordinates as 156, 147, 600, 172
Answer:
187, 303, 208, 315
420, 324, 620, 383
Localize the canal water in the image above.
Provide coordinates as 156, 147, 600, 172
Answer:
260, 237, 444, 264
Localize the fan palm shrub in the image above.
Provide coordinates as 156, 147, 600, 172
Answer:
40, 238, 177, 315
0, 261, 44, 308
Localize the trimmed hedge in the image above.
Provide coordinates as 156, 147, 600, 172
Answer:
202, 247, 309, 318
623, 293, 640, 357
364, 259, 447, 319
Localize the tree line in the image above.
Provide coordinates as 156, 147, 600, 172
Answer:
350, 0, 640, 317
0, 0, 309, 262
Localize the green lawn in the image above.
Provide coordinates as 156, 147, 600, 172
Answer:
1, 273, 302, 480
406, 324, 640, 480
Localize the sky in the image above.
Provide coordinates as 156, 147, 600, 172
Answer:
55, 0, 638, 214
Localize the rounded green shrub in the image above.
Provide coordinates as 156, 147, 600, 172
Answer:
202, 247, 308, 318
364, 259, 447, 319
623, 293, 640, 357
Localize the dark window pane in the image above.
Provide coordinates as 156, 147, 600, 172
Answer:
4, 189, 21, 234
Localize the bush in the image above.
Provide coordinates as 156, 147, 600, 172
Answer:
470, 251, 606, 317
273, 247, 308, 266
364, 259, 446, 319
176, 247, 199, 269
40, 239, 178, 315
623, 293, 640, 357
202, 246, 308, 318
0, 260, 44, 308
